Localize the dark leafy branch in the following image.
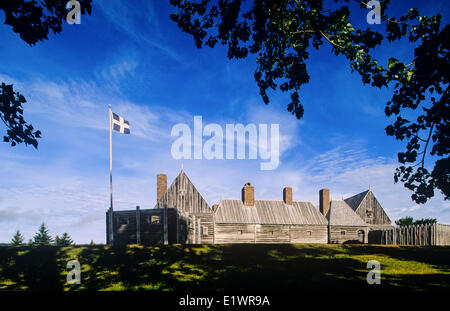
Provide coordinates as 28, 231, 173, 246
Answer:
169, 0, 449, 203
0, 0, 93, 46
0, 83, 41, 148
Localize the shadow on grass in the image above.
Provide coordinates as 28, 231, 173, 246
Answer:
0, 246, 63, 290
341, 244, 450, 273
0, 244, 449, 291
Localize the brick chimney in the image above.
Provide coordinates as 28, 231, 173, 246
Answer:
242, 182, 254, 206
157, 174, 167, 202
283, 187, 293, 205
319, 188, 330, 216
212, 204, 219, 212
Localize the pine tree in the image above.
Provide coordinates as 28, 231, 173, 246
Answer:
10, 230, 24, 246
54, 235, 61, 246
55, 233, 74, 246
32, 222, 53, 246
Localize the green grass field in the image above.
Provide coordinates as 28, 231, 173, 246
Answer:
0, 244, 449, 291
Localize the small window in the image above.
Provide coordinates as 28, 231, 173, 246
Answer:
306, 231, 312, 236
269, 231, 274, 235
238, 230, 243, 235
341, 231, 346, 236
201, 226, 208, 236
150, 215, 159, 224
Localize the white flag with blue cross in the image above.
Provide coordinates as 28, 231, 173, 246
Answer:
112, 112, 130, 134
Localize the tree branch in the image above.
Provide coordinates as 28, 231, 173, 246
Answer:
421, 122, 435, 169
319, 30, 345, 49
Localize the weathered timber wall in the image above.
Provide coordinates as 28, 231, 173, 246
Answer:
214, 224, 328, 244
368, 223, 450, 246
155, 171, 211, 214
329, 225, 367, 244
112, 208, 185, 245
214, 224, 257, 244
289, 225, 328, 244
437, 224, 450, 246
187, 213, 214, 244
356, 191, 391, 225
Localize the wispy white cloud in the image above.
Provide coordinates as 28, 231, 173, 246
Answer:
94, 0, 184, 63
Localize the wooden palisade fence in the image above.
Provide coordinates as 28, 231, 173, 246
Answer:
368, 223, 450, 246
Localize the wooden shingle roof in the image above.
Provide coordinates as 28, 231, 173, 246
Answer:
326, 200, 367, 226
215, 199, 328, 225
214, 199, 259, 224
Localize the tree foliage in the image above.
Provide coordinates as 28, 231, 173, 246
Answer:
0, 0, 93, 148
10, 229, 25, 246
395, 215, 437, 226
0, 83, 41, 148
413, 217, 437, 225
169, 0, 449, 204
54, 232, 74, 246
0, 0, 93, 46
32, 222, 53, 246
395, 216, 413, 226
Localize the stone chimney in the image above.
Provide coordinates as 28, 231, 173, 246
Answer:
319, 188, 330, 217
212, 204, 219, 212
242, 182, 254, 206
157, 174, 167, 202
283, 187, 293, 205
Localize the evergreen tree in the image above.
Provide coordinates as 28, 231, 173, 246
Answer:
55, 233, 74, 246
54, 235, 61, 246
10, 230, 24, 246
414, 218, 437, 225
32, 222, 53, 246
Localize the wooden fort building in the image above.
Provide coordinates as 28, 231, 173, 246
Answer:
106, 170, 392, 245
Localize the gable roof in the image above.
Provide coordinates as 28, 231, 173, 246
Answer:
215, 199, 328, 225
154, 170, 211, 213
326, 200, 367, 226
214, 199, 260, 224
344, 190, 369, 211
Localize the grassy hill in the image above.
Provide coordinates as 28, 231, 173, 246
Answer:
0, 244, 449, 291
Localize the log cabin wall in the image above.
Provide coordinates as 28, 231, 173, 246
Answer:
329, 225, 367, 244
288, 225, 328, 244
214, 224, 257, 244
213, 198, 329, 244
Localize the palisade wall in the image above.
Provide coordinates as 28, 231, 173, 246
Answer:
368, 223, 450, 246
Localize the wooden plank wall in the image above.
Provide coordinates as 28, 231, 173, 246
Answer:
289, 225, 328, 244
356, 191, 391, 225
329, 226, 366, 244
187, 213, 215, 244
368, 223, 449, 246
214, 224, 328, 244
112, 209, 172, 245
437, 224, 450, 246
155, 172, 211, 214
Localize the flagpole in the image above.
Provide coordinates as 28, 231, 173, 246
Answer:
108, 104, 114, 245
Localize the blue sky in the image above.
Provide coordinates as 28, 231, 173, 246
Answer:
0, 0, 448, 243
